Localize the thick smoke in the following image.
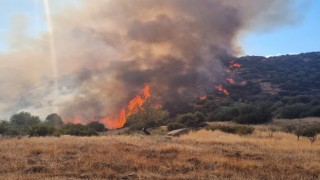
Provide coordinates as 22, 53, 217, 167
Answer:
0, 0, 308, 123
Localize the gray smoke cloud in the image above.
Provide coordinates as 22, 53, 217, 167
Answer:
0, 0, 308, 125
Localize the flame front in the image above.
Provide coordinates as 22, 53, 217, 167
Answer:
215, 85, 230, 96
226, 78, 235, 84
199, 96, 207, 100
103, 84, 151, 129
101, 108, 127, 129
229, 61, 241, 69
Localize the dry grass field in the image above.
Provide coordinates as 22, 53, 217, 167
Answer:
0, 129, 319, 180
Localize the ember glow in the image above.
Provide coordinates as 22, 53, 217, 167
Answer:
229, 62, 241, 69
215, 85, 230, 96
199, 96, 207, 100
226, 78, 235, 84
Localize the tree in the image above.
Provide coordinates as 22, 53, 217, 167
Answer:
10, 112, 41, 134
125, 101, 169, 132
45, 113, 64, 126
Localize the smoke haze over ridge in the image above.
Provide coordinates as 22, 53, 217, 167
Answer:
0, 0, 308, 124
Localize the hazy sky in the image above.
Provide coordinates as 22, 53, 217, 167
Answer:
0, 0, 319, 56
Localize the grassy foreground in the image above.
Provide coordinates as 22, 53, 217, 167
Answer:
0, 130, 319, 180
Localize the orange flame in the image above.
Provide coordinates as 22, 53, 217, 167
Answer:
215, 85, 230, 96
101, 107, 127, 129
199, 96, 207, 100
71, 118, 82, 124
229, 61, 241, 69
68, 84, 152, 129
104, 84, 151, 129
223, 89, 230, 96
153, 103, 162, 109
226, 78, 235, 84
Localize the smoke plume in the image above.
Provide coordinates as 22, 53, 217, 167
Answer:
0, 0, 308, 125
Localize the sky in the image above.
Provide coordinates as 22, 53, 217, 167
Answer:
0, 0, 319, 56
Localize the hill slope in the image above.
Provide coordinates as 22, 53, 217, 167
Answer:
195, 52, 320, 120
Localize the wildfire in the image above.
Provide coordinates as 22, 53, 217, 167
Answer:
105, 84, 151, 129
101, 108, 127, 129
229, 61, 241, 69
127, 85, 151, 116
199, 96, 207, 100
153, 103, 162, 109
215, 85, 230, 96
226, 78, 235, 84
71, 118, 82, 124
70, 84, 152, 129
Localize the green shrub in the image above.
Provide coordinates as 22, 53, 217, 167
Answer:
60, 123, 98, 136
233, 104, 272, 124
167, 122, 186, 131
209, 107, 239, 122
282, 124, 296, 133
177, 112, 205, 128
86, 122, 106, 132
280, 103, 311, 119
206, 125, 254, 135
308, 106, 320, 117
125, 108, 169, 131
28, 124, 54, 137
0, 121, 9, 134
3, 126, 20, 136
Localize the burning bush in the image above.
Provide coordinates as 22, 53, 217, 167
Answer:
125, 101, 169, 131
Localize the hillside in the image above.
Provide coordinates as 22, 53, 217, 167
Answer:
195, 52, 320, 120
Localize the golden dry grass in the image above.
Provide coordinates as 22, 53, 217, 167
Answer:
0, 130, 319, 180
